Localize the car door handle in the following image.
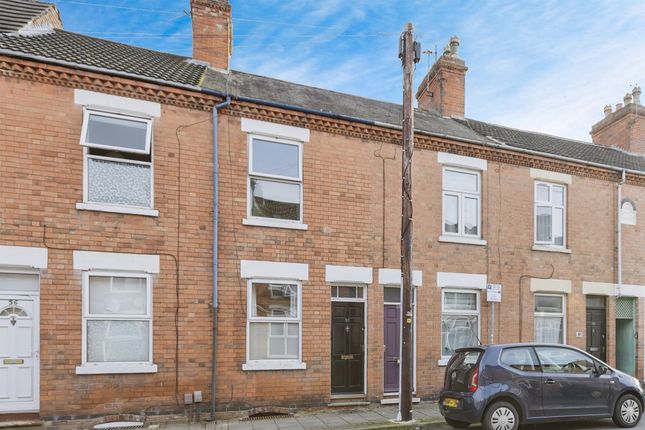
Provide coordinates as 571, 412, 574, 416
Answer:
544, 379, 555, 385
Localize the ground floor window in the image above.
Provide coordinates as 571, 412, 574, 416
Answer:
82, 272, 152, 367
441, 289, 480, 358
247, 280, 301, 363
534, 294, 566, 344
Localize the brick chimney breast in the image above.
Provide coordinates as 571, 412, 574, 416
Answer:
591, 86, 645, 154
190, 0, 232, 70
416, 35, 468, 117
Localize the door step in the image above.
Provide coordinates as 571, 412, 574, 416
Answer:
380, 397, 420, 405
0, 421, 41, 429
328, 401, 371, 407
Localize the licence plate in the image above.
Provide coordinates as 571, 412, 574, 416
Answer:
443, 398, 459, 408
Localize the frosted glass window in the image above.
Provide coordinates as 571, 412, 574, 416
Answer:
248, 136, 303, 222
247, 281, 301, 363
442, 168, 481, 238
534, 182, 566, 247
87, 320, 149, 362
81, 109, 154, 209
87, 157, 151, 207
441, 290, 480, 358
441, 315, 479, 357
534, 294, 565, 344
85, 113, 149, 153
251, 139, 300, 179
83, 273, 152, 366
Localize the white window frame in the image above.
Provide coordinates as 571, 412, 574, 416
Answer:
244, 278, 305, 370
442, 167, 481, 238
534, 181, 566, 247
246, 134, 304, 226
79, 108, 155, 212
440, 289, 481, 360
77, 271, 156, 374
534, 293, 566, 344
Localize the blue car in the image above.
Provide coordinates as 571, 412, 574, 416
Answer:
439, 343, 644, 430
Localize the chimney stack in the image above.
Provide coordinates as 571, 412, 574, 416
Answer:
591, 86, 645, 154
416, 35, 468, 117
190, 0, 232, 70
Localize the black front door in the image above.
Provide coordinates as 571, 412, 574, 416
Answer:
586, 296, 606, 361
331, 302, 364, 394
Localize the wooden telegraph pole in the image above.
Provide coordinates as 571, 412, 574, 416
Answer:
398, 22, 419, 422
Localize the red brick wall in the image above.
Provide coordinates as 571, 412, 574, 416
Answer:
416, 56, 467, 117
0, 74, 214, 418
215, 110, 645, 409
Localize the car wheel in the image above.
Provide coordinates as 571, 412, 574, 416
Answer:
613, 394, 642, 428
445, 417, 470, 428
482, 401, 519, 430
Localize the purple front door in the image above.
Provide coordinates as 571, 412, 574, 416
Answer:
383, 304, 400, 393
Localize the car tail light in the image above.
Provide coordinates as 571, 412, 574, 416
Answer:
468, 367, 479, 392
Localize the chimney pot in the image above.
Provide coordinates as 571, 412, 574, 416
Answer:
449, 35, 460, 56
633, 85, 642, 105
604, 105, 613, 117
616, 103, 623, 111
624, 92, 633, 105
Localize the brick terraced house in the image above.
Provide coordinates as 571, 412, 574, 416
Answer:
2, 0, 645, 425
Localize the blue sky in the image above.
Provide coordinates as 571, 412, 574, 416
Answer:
50, 0, 645, 141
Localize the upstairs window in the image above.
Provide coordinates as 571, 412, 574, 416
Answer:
80, 109, 153, 209
534, 182, 566, 247
248, 136, 302, 223
442, 167, 481, 238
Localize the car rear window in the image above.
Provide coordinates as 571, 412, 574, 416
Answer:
445, 349, 482, 392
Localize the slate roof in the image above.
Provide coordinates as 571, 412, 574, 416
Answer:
0, 13, 644, 173
202, 69, 489, 145
0, 0, 52, 33
0, 29, 206, 86
457, 118, 645, 172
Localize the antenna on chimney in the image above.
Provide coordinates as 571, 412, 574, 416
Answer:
422, 45, 437, 72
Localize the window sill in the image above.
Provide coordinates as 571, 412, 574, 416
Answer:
532, 245, 571, 254
438, 235, 487, 246
75, 364, 158, 375
437, 358, 450, 367
77, 202, 159, 217
242, 218, 308, 230
242, 361, 307, 371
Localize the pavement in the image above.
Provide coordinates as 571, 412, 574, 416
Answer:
162, 402, 448, 430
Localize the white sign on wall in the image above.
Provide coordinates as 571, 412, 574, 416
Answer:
486, 284, 502, 302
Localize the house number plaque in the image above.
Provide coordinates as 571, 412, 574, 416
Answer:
3, 359, 24, 365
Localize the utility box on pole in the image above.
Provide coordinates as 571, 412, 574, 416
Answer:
398, 22, 419, 423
